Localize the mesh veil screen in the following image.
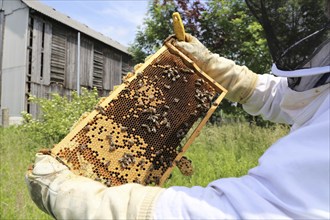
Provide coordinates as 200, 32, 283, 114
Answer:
245, 0, 329, 70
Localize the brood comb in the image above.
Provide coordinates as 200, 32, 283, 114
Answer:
51, 40, 227, 187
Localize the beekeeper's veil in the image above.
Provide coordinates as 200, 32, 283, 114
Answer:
245, 0, 330, 91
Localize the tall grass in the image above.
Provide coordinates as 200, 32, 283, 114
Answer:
164, 123, 288, 187
0, 126, 52, 220
0, 123, 289, 219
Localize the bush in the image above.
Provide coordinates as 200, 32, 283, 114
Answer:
20, 88, 100, 147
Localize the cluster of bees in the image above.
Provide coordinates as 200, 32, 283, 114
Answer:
118, 153, 136, 169
52, 49, 219, 187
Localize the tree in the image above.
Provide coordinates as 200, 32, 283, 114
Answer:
129, 0, 273, 125
129, 0, 206, 63
130, 0, 271, 73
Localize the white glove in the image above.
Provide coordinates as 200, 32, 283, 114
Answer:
25, 153, 164, 219
174, 34, 258, 103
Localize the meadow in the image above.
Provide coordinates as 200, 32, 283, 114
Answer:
0, 123, 289, 219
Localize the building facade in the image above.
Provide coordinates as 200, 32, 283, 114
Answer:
0, 0, 132, 124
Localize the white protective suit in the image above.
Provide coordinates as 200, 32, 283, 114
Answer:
26, 33, 330, 219
154, 74, 330, 219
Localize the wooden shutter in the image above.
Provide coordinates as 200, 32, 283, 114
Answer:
93, 45, 104, 89
50, 24, 66, 84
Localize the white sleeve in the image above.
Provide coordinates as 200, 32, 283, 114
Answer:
243, 74, 293, 124
25, 154, 164, 220
154, 97, 330, 219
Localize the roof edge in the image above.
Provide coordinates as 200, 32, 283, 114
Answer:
22, 0, 130, 54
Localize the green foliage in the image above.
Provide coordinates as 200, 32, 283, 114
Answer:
129, 0, 272, 74
201, 0, 271, 74
129, 0, 206, 63
1, 123, 289, 219
20, 88, 100, 147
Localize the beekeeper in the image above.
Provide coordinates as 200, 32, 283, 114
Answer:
26, 0, 330, 219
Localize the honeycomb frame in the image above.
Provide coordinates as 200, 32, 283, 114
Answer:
51, 40, 227, 187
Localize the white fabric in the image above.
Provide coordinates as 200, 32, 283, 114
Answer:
271, 64, 330, 77
154, 74, 330, 219
26, 154, 165, 219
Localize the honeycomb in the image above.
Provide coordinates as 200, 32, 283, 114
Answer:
51, 41, 227, 187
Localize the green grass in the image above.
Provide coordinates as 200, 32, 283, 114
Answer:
0, 123, 289, 219
164, 123, 289, 187
0, 127, 52, 220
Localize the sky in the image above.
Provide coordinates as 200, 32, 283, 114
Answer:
40, 0, 150, 47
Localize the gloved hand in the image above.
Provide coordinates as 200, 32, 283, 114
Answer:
25, 153, 164, 219
174, 34, 259, 103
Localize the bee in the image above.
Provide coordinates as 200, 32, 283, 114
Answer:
162, 112, 168, 117
163, 105, 170, 110
134, 178, 141, 184
155, 121, 160, 128
105, 179, 112, 187
149, 107, 156, 114
149, 95, 155, 101
154, 176, 160, 185
83, 125, 91, 132
183, 76, 188, 83
181, 68, 194, 74
142, 124, 151, 133
79, 144, 87, 151
177, 146, 183, 153
165, 122, 171, 129
190, 110, 198, 117
137, 159, 145, 167
138, 82, 144, 88
142, 109, 149, 114
147, 115, 158, 123
106, 134, 113, 140
120, 163, 127, 169
95, 177, 101, 182
137, 102, 144, 107
164, 84, 171, 90
67, 155, 73, 163
144, 176, 151, 185
196, 78, 205, 84
109, 143, 116, 152
173, 98, 180, 103
127, 139, 135, 146
148, 164, 154, 172
121, 126, 128, 132
151, 126, 157, 133
104, 160, 110, 167
95, 106, 106, 115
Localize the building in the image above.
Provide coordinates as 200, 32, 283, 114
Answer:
0, 0, 132, 124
